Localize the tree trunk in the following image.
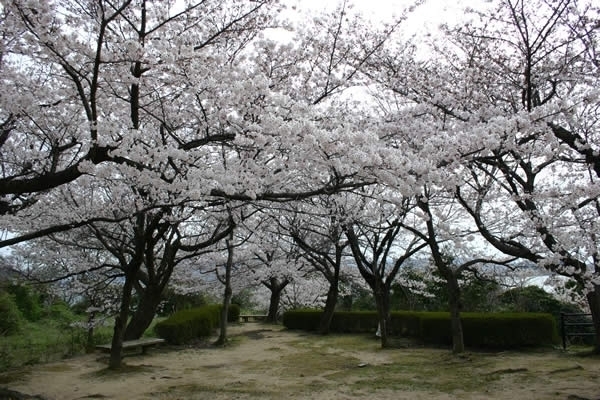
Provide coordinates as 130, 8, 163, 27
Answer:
267, 287, 282, 323
446, 274, 465, 354
215, 231, 234, 346
108, 270, 136, 369
374, 286, 391, 348
318, 281, 339, 335
264, 277, 288, 323
124, 288, 162, 340
86, 311, 96, 352
215, 284, 232, 346
586, 285, 600, 354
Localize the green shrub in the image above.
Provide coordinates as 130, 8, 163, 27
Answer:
6, 284, 42, 321
499, 286, 582, 321
48, 302, 78, 324
0, 292, 22, 336
283, 309, 557, 349
282, 309, 322, 331
389, 311, 423, 336
331, 311, 378, 333
228, 303, 240, 322
154, 305, 222, 344
419, 312, 558, 348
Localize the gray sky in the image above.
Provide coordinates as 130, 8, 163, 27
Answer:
287, 0, 479, 36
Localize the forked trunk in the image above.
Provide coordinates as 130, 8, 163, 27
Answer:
264, 277, 289, 323
374, 287, 391, 348
318, 282, 339, 335
108, 271, 136, 369
124, 288, 162, 340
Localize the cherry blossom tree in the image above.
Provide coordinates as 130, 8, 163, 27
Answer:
1, 0, 451, 366
282, 194, 357, 334
365, 0, 600, 351
343, 191, 428, 348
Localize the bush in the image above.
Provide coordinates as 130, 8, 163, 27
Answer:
331, 312, 379, 333
228, 303, 240, 322
6, 284, 42, 321
419, 312, 558, 348
499, 286, 581, 319
48, 302, 78, 326
282, 309, 322, 331
389, 311, 422, 336
283, 309, 557, 349
154, 304, 222, 344
0, 292, 22, 336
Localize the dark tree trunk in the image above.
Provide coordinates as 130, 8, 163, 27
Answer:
263, 277, 289, 323
374, 285, 391, 348
267, 287, 282, 323
215, 232, 234, 346
108, 214, 145, 370
108, 270, 136, 369
318, 281, 339, 335
86, 311, 96, 352
586, 285, 600, 354
215, 284, 232, 346
124, 288, 162, 340
446, 274, 465, 354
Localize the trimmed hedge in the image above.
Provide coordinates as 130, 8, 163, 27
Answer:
283, 310, 421, 336
154, 307, 216, 344
282, 310, 557, 349
155, 304, 237, 344
420, 312, 557, 348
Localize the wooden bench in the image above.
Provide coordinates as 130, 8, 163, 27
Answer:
95, 337, 165, 355
239, 314, 268, 322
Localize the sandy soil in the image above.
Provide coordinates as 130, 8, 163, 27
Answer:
1, 323, 599, 400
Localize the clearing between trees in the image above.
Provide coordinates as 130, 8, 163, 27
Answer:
1, 323, 599, 400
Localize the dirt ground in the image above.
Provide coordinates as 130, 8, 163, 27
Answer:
1, 323, 599, 400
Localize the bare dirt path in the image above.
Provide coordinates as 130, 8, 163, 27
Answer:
1, 323, 599, 400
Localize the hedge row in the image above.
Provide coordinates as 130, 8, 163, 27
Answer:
154, 304, 240, 344
282, 310, 557, 349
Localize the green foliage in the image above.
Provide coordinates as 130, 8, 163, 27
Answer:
395, 268, 503, 312
231, 289, 256, 312
0, 292, 23, 336
6, 284, 43, 321
48, 302, 79, 326
499, 286, 582, 319
0, 313, 114, 371
228, 303, 240, 322
338, 284, 376, 311
330, 312, 378, 333
283, 310, 558, 349
419, 312, 558, 348
154, 304, 222, 344
282, 309, 322, 331
389, 311, 423, 337
158, 289, 210, 316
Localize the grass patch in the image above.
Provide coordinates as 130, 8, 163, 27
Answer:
0, 315, 152, 372
344, 350, 502, 393
277, 350, 360, 378
155, 382, 273, 399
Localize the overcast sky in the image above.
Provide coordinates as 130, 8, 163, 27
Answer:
286, 0, 479, 36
